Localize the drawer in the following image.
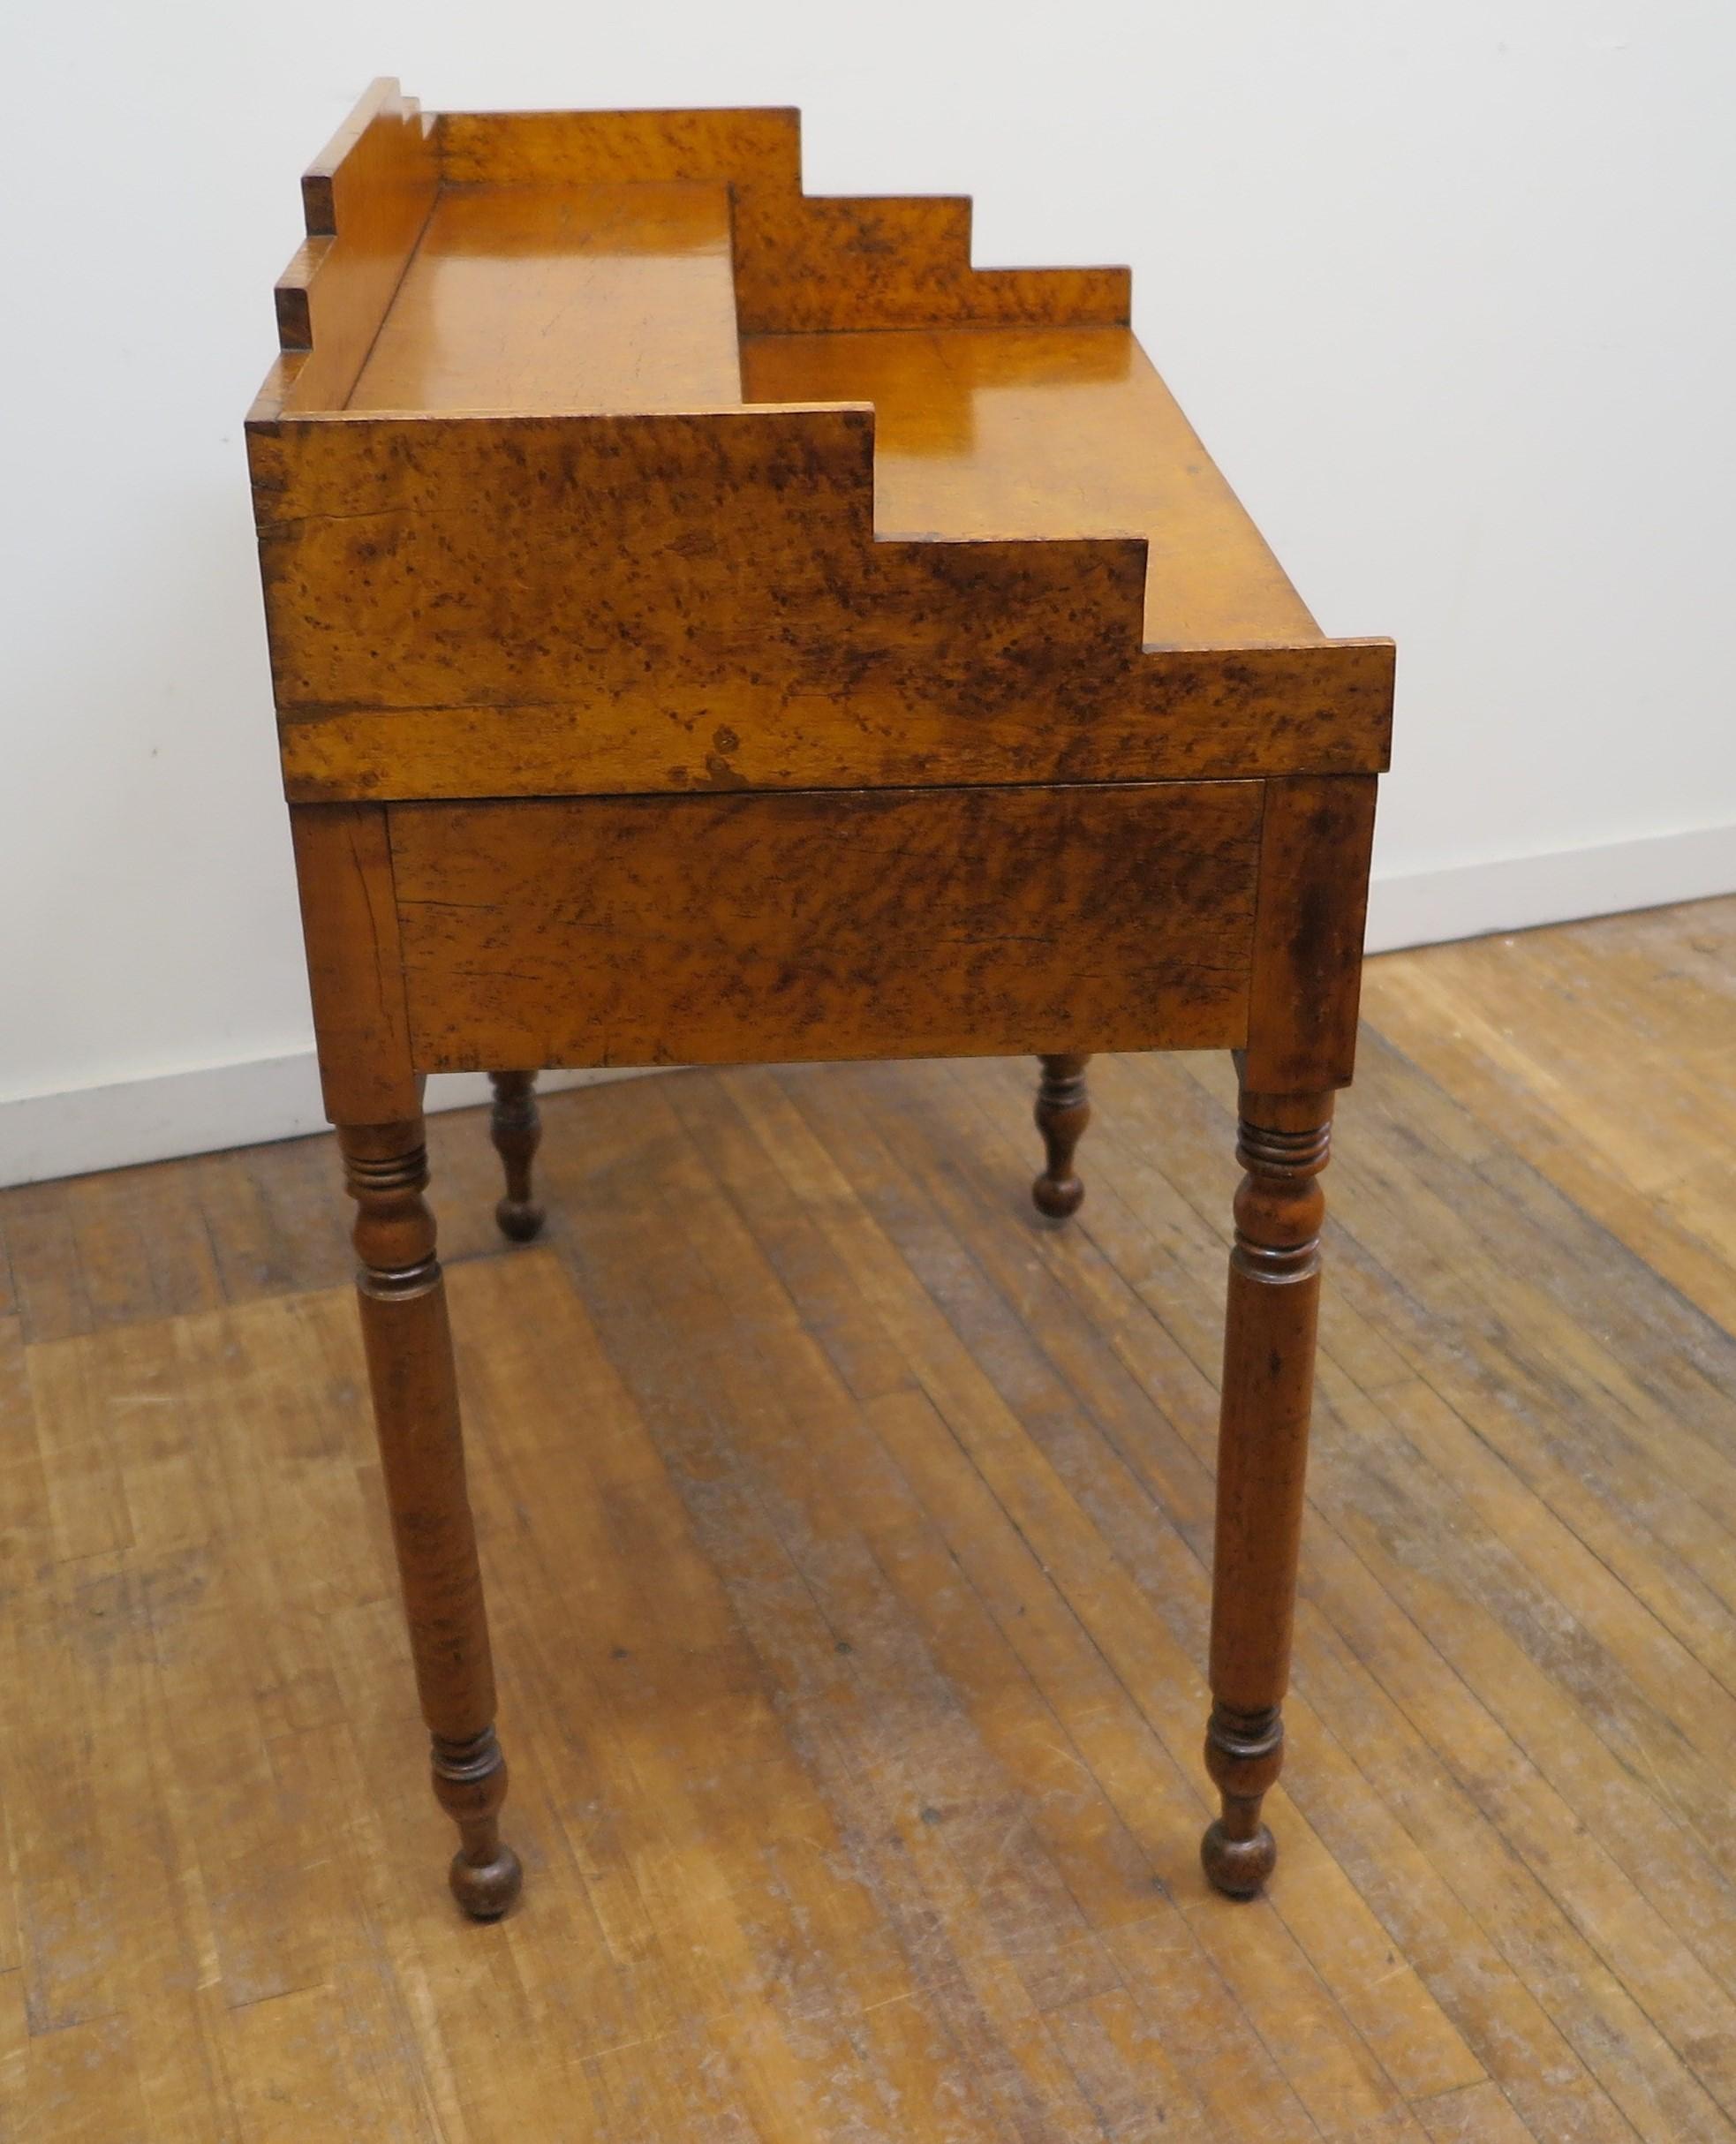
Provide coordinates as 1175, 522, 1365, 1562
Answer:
388, 782, 1261, 1071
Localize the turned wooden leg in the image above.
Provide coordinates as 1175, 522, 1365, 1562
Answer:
340, 1121, 522, 1920
1200, 1089, 1332, 1899
1032, 1053, 1091, 1219
488, 1070, 544, 1242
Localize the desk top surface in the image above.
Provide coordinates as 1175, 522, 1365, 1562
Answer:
336, 171, 1317, 649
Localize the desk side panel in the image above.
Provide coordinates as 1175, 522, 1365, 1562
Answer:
387, 783, 1260, 1070
250, 410, 1393, 792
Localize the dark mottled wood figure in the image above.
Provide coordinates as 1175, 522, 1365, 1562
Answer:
253, 83, 1391, 1916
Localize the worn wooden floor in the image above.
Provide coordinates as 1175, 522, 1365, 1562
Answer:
4, 894, 1736, 2142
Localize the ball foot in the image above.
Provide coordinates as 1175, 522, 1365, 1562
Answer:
1032, 1171, 1084, 1220
1201, 1817, 1275, 1899
449, 1840, 523, 1920
494, 1195, 545, 1243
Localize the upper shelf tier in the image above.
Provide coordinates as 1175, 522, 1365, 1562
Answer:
266, 80, 1319, 650
338, 185, 1313, 646
741, 329, 1317, 648
253, 82, 1391, 797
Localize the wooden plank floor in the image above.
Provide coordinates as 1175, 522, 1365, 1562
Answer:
4, 894, 1736, 2141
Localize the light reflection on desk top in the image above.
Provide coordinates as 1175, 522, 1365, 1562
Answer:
343, 176, 1316, 647
346, 182, 743, 414
743, 326, 1317, 645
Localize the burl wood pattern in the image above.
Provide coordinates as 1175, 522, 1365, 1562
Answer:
1032, 1054, 1091, 1219
253, 81, 1393, 1915
287, 804, 418, 1125
253, 411, 1393, 804
272, 80, 438, 415
740, 326, 1324, 649
248, 82, 1393, 806
339, 1121, 520, 1919
387, 785, 1261, 1071
1244, 776, 1380, 1093
487, 1072, 544, 1242
434, 104, 1130, 336
1200, 1091, 1332, 1898
348, 181, 743, 416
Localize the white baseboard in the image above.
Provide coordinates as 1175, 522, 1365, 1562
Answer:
5, 822, 1732, 1189
0, 1059, 653, 1190
1363, 819, 1736, 955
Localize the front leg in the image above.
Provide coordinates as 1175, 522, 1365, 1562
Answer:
341, 1120, 522, 1919
1201, 1089, 1331, 1899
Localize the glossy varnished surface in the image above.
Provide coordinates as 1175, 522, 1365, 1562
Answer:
253, 87, 1393, 803
5, 900, 1736, 2138
258, 402, 1389, 796
743, 327, 1318, 647
344, 181, 1313, 646
348, 183, 742, 414
343, 185, 1316, 646
433, 105, 1130, 337
274, 79, 437, 415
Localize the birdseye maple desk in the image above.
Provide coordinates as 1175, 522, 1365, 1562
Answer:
248, 79, 1394, 1922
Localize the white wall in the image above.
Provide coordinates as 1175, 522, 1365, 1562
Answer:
5, 1, 1734, 1184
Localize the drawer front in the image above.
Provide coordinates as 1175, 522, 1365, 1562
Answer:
389, 782, 1259, 1071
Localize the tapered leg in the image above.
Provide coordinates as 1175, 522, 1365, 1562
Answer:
488, 1070, 544, 1242
1200, 1088, 1332, 1899
340, 1121, 522, 1920
1032, 1053, 1091, 1219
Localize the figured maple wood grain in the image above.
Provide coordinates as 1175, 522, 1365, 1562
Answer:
288, 804, 419, 1123
252, 85, 1393, 803
387, 783, 1262, 1070
251, 408, 1393, 798
743, 326, 1319, 648
1243, 774, 1380, 1094
274, 79, 438, 417
434, 106, 1130, 335
346, 181, 742, 414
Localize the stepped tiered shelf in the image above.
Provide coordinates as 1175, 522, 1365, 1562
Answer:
253, 81, 1389, 807
248, 80, 1393, 1923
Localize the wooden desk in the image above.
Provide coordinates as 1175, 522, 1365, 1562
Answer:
248, 80, 1393, 1921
